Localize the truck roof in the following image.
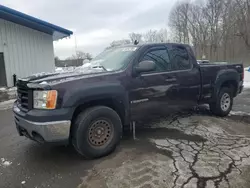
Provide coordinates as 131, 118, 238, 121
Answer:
118, 43, 190, 48
113, 43, 194, 57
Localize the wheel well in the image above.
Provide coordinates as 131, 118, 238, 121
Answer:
220, 80, 238, 97
71, 98, 126, 126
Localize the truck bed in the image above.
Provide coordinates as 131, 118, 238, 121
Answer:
199, 63, 244, 101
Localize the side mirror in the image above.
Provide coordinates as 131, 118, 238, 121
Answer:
135, 60, 156, 73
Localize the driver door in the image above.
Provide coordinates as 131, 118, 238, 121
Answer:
129, 45, 179, 121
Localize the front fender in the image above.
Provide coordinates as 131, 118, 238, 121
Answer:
62, 82, 128, 107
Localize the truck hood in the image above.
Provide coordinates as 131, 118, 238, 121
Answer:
18, 66, 106, 85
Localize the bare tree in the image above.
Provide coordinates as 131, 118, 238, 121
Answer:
98, 0, 250, 66
85, 53, 93, 61
234, 0, 250, 50
168, 0, 250, 63
187, 3, 210, 57
54, 56, 60, 66
54, 56, 60, 62
169, 3, 183, 43
169, 2, 190, 43
129, 33, 143, 43
143, 30, 158, 43
75, 51, 87, 59
157, 29, 168, 42
67, 51, 93, 61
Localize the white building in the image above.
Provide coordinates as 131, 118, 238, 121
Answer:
0, 5, 73, 87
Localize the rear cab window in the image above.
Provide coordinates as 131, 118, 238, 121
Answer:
169, 45, 192, 71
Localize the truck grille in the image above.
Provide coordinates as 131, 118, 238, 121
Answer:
17, 82, 32, 112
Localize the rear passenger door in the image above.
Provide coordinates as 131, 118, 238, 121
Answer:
169, 44, 201, 107
129, 45, 180, 121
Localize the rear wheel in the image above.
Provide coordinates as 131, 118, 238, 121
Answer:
209, 87, 233, 117
72, 106, 122, 159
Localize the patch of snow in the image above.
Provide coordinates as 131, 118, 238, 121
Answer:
0, 158, 12, 167
40, 81, 48, 85
82, 63, 91, 68
244, 69, 250, 88
230, 111, 250, 116
0, 99, 16, 105
55, 62, 109, 74
3, 161, 12, 166
244, 82, 250, 88
244, 66, 250, 71
8, 87, 17, 91
0, 99, 15, 111
32, 72, 50, 77
55, 66, 77, 73
55, 67, 63, 72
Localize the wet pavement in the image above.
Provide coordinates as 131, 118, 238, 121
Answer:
79, 114, 250, 188
0, 90, 250, 188
233, 89, 250, 114
0, 109, 94, 188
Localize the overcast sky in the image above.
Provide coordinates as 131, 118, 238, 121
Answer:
2, 0, 176, 59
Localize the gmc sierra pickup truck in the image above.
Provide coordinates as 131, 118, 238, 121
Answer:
13, 43, 244, 158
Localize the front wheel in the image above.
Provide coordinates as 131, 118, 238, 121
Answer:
209, 87, 233, 117
72, 106, 122, 159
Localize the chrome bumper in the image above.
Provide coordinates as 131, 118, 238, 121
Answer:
15, 115, 71, 143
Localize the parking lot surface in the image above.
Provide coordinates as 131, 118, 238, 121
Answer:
1, 90, 250, 188
78, 109, 250, 188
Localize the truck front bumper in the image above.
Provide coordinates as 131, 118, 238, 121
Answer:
13, 103, 73, 144
15, 116, 71, 143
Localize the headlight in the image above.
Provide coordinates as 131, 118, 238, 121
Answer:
33, 90, 58, 109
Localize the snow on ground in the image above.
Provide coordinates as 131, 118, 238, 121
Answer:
55, 66, 77, 73
0, 87, 16, 93
244, 67, 250, 71
244, 68, 250, 88
0, 99, 16, 111
0, 158, 12, 167
230, 110, 250, 116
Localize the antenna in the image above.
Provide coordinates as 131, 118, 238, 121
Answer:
134, 40, 139, 45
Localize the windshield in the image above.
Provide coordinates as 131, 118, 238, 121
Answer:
90, 46, 138, 71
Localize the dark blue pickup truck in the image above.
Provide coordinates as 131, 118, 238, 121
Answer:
13, 43, 244, 158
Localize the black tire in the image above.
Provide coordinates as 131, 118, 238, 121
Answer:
72, 106, 122, 159
209, 87, 233, 117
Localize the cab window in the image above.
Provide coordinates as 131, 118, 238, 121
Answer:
140, 48, 172, 72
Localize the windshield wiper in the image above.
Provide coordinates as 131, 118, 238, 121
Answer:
92, 65, 107, 71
